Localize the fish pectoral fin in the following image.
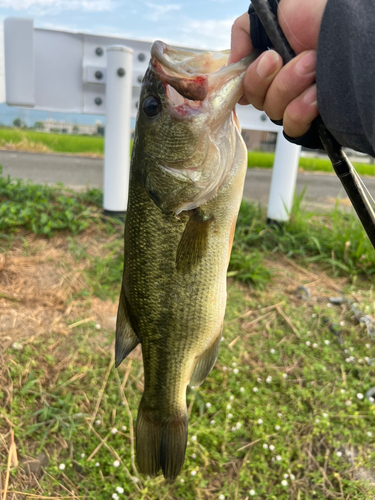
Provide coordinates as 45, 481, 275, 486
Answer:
115, 288, 140, 367
189, 326, 223, 387
176, 209, 213, 274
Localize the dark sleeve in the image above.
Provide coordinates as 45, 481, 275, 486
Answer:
317, 0, 375, 157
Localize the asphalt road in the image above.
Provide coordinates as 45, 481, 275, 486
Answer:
1, 149, 374, 210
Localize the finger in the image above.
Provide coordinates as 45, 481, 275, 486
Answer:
241, 50, 283, 108
263, 50, 317, 121
229, 12, 253, 64
283, 84, 319, 138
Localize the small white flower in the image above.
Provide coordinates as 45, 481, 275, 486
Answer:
281, 480, 288, 486
357, 393, 364, 400
350, 347, 354, 352
324, 340, 330, 345
284, 474, 289, 479
322, 367, 327, 371
113, 460, 120, 467
345, 358, 351, 363
249, 490, 256, 496
323, 413, 328, 418
366, 343, 371, 349
122, 426, 127, 431
257, 377, 262, 383
228, 413, 233, 419
341, 389, 346, 393
253, 387, 258, 393
111, 428, 118, 435
222, 366, 227, 371
80, 453, 85, 458
240, 387, 245, 393
313, 343, 318, 348
312, 313, 317, 318
132, 477, 139, 483
365, 357, 370, 363
12, 342, 23, 350
275, 425, 281, 431
263, 443, 268, 449
266, 376, 272, 383
340, 321, 345, 326
206, 402, 212, 408
290, 474, 295, 480
236, 422, 242, 429
327, 303, 332, 308
276, 455, 282, 461
116, 487, 124, 494
227, 404, 232, 410
369, 397, 375, 403
95, 462, 100, 467
229, 395, 234, 401
180, 479, 185, 483
315, 419, 320, 424
191, 386, 195, 389
270, 349, 276, 354
257, 419, 263, 425
58, 463, 65, 470
277, 413, 282, 418
95, 419, 101, 426
306, 341, 311, 346
112, 494, 119, 500
220, 337, 225, 342
336, 451, 342, 457
359, 359, 364, 364
191, 435, 197, 442
219, 495, 225, 500
367, 431, 373, 437
191, 453, 197, 459
269, 445, 275, 451
345, 400, 352, 406
210, 420, 215, 424
233, 368, 239, 375
232, 362, 237, 367
95, 323, 101, 330
191, 470, 197, 476
231, 427, 236, 432
282, 373, 288, 379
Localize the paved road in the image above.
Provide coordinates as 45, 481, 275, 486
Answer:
1, 150, 373, 210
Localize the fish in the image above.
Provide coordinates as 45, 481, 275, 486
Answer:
115, 40, 258, 481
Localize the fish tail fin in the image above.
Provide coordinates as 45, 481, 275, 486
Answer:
136, 397, 188, 481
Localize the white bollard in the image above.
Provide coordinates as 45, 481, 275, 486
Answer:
267, 130, 301, 223
103, 45, 134, 216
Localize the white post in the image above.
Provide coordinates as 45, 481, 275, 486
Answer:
103, 45, 134, 216
267, 130, 301, 222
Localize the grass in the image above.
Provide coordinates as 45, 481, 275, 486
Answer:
248, 151, 375, 177
0, 127, 104, 155
1, 178, 375, 499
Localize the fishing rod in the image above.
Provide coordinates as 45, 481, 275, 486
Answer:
250, 0, 375, 250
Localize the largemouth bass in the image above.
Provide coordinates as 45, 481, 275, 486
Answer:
115, 41, 257, 481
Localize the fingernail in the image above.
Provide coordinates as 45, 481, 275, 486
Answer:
256, 51, 279, 79
303, 85, 317, 105
296, 51, 317, 76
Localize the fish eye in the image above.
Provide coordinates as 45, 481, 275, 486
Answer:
142, 95, 162, 118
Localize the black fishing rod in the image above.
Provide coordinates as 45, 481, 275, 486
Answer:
250, 0, 375, 249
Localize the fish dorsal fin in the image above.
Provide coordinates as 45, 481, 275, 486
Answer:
176, 209, 213, 274
189, 326, 223, 387
115, 287, 140, 367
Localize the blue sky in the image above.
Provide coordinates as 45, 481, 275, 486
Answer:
0, 0, 250, 50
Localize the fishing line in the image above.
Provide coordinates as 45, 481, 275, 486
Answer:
250, 0, 375, 249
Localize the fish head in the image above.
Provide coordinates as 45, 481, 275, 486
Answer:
134, 41, 259, 214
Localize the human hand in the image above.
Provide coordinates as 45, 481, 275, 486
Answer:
229, 0, 328, 139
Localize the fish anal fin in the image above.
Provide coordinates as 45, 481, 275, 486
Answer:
115, 287, 140, 367
176, 210, 213, 274
189, 326, 223, 387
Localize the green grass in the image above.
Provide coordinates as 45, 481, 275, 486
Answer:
1, 179, 375, 498
248, 151, 375, 177
0, 127, 104, 155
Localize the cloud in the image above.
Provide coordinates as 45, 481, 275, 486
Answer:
178, 17, 235, 50
0, 0, 114, 12
145, 2, 181, 22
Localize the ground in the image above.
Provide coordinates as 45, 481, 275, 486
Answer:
1, 214, 375, 499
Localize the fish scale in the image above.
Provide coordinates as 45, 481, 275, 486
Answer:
115, 40, 258, 481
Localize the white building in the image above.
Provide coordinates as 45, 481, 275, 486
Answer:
39, 118, 103, 135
